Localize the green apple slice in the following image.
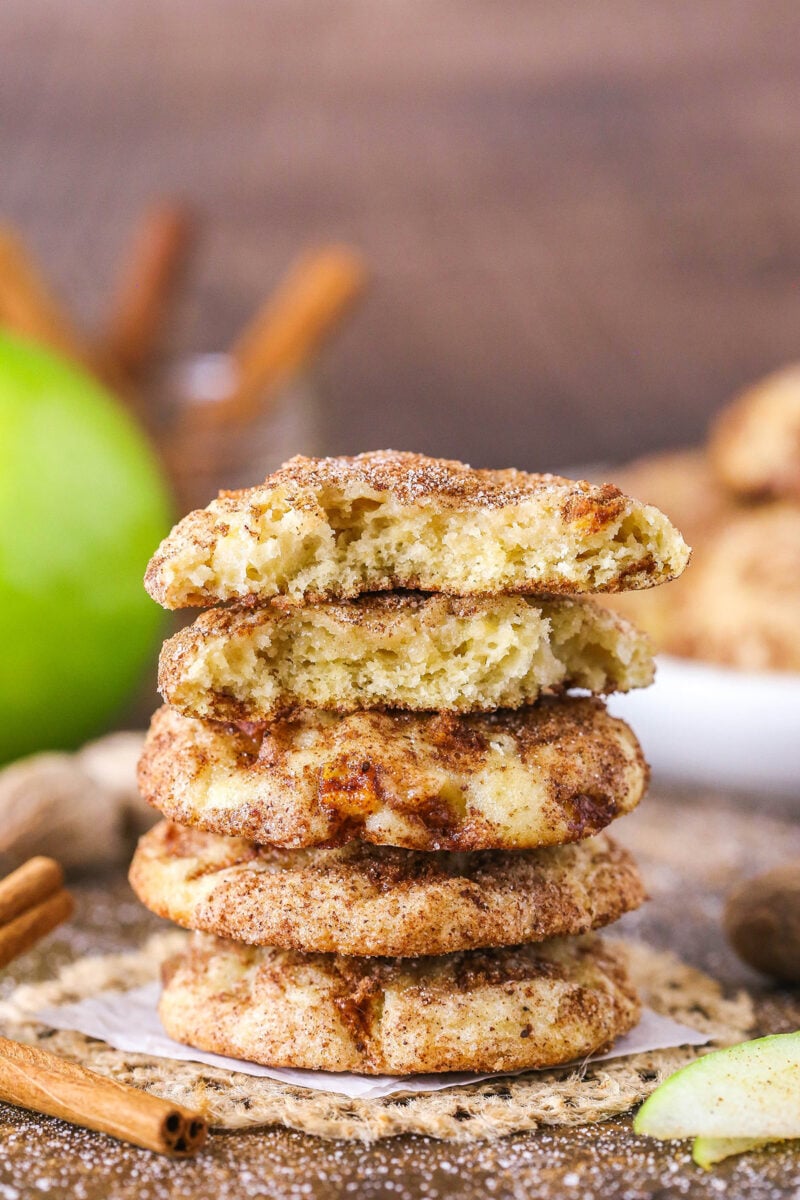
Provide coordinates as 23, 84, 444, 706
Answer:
692, 1136, 782, 1170
634, 1032, 800, 1141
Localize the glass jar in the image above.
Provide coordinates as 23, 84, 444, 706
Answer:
163, 353, 323, 512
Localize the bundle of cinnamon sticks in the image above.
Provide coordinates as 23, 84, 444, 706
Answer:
0, 856, 207, 1157
0, 207, 366, 506
0, 856, 73, 970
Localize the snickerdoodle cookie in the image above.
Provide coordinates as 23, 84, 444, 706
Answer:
159, 932, 640, 1074
145, 451, 690, 608
138, 698, 648, 851
158, 594, 654, 723
131, 824, 645, 957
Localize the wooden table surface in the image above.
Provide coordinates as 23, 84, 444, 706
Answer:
1, 786, 798, 1199
3, 1, 800, 469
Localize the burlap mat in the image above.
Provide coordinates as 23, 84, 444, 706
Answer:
0, 932, 752, 1143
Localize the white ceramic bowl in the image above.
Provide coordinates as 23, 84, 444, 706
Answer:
609, 656, 800, 799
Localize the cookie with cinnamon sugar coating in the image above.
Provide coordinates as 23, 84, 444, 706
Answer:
130, 824, 645, 957
709, 365, 800, 500
145, 450, 689, 608
138, 698, 648, 851
157, 593, 654, 723
159, 932, 640, 1074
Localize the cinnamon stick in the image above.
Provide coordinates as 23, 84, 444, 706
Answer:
214, 243, 367, 426
102, 201, 192, 379
0, 856, 64, 925
0, 889, 75, 970
0, 1036, 207, 1156
0, 857, 72, 969
0, 228, 91, 364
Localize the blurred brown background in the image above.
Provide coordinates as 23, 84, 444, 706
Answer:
3, 0, 800, 469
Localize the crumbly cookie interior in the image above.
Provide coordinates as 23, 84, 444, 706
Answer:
146, 451, 690, 608
160, 595, 654, 721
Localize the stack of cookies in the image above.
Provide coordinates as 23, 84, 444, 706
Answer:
131, 451, 689, 1075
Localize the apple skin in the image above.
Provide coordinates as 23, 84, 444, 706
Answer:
692, 1136, 779, 1170
0, 333, 172, 762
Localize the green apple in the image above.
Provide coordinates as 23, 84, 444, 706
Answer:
0, 332, 172, 762
634, 1032, 800, 1167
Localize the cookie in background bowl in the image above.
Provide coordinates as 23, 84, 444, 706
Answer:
709, 364, 800, 501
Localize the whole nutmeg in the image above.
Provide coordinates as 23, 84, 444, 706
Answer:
724, 862, 800, 983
